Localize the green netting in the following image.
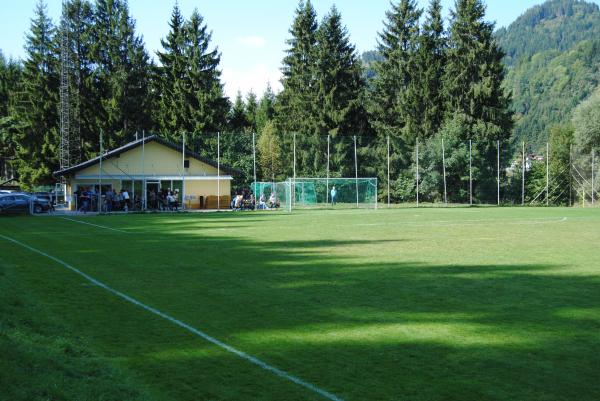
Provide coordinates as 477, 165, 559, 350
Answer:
251, 181, 292, 211
290, 178, 378, 208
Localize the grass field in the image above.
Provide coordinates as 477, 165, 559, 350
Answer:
1, 208, 599, 401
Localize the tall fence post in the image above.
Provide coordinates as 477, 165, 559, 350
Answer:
522, 141, 525, 206
497, 140, 500, 206
217, 132, 220, 211
354, 135, 359, 207
99, 130, 103, 213
442, 137, 447, 205
416, 139, 420, 208
469, 139, 473, 206
387, 134, 390, 207
592, 149, 596, 205
546, 142, 550, 206
327, 134, 330, 205
293, 132, 296, 206
252, 132, 257, 196
569, 144, 573, 207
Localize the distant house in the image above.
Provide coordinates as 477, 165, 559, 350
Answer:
54, 135, 236, 211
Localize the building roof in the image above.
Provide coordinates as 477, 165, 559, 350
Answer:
53, 135, 240, 178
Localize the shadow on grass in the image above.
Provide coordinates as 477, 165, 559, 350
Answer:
1, 214, 599, 401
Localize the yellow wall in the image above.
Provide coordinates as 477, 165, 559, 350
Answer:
76, 141, 220, 177
65, 140, 232, 210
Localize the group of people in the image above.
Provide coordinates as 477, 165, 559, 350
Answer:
75, 187, 181, 213
230, 188, 280, 211
146, 189, 180, 211
75, 187, 131, 213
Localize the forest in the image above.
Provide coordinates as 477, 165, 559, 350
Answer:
0, 0, 599, 204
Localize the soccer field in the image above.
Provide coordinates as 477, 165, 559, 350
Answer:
1, 208, 599, 401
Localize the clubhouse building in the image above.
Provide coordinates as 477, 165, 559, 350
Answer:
54, 135, 235, 211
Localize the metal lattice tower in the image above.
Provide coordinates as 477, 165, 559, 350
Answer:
59, 1, 71, 180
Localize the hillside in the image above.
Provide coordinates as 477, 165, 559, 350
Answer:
505, 39, 600, 149
495, 0, 600, 67
499, 0, 600, 149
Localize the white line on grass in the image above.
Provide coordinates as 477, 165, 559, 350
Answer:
354, 216, 568, 228
60, 217, 129, 234
0, 234, 344, 401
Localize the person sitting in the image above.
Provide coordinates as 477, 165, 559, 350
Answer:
269, 192, 277, 208
259, 193, 267, 210
234, 194, 243, 210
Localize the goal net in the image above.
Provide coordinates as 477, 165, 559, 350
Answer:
252, 181, 292, 211
290, 178, 378, 209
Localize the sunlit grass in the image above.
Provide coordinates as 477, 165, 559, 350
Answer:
1, 207, 599, 401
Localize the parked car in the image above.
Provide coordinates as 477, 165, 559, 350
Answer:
0, 193, 52, 214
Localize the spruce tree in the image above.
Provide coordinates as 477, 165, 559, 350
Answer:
245, 91, 258, 133
154, 4, 186, 138
417, 0, 446, 139
369, 0, 422, 201
0, 53, 22, 178
256, 84, 275, 134
183, 9, 228, 139
442, 0, 513, 202
228, 91, 248, 132
277, 0, 319, 176
91, 0, 151, 149
12, 0, 60, 188
315, 6, 366, 177
61, 0, 95, 164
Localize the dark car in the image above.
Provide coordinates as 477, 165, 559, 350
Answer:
0, 194, 52, 215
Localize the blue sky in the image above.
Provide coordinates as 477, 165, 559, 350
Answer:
1, 0, 598, 98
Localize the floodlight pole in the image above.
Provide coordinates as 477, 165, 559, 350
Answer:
387, 134, 390, 207
217, 132, 220, 211
522, 141, 525, 206
416, 139, 419, 208
546, 142, 550, 206
354, 135, 359, 207
442, 137, 447, 205
497, 140, 500, 206
326, 134, 330, 205
469, 139, 473, 206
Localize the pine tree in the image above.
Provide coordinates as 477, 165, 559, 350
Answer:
256, 84, 275, 134
154, 4, 187, 139
155, 6, 228, 147
315, 6, 366, 177
91, 0, 151, 149
277, 0, 319, 176
245, 91, 258, 133
0, 53, 22, 179
369, 0, 422, 201
417, 0, 446, 139
183, 9, 228, 139
12, 0, 60, 188
370, 0, 422, 147
443, 0, 512, 141
228, 91, 248, 132
61, 0, 95, 164
442, 0, 513, 202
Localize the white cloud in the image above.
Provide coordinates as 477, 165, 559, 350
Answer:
222, 64, 282, 99
236, 35, 267, 49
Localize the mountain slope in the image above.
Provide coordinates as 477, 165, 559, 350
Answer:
505, 39, 600, 148
495, 0, 600, 66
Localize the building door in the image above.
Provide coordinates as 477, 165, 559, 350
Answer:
145, 181, 160, 209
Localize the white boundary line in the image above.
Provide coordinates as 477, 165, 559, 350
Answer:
60, 217, 129, 234
354, 217, 568, 228
0, 234, 344, 401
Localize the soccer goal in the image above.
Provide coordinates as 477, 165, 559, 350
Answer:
252, 181, 293, 211
290, 177, 378, 209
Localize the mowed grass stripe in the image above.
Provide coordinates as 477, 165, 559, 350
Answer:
1, 208, 599, 401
